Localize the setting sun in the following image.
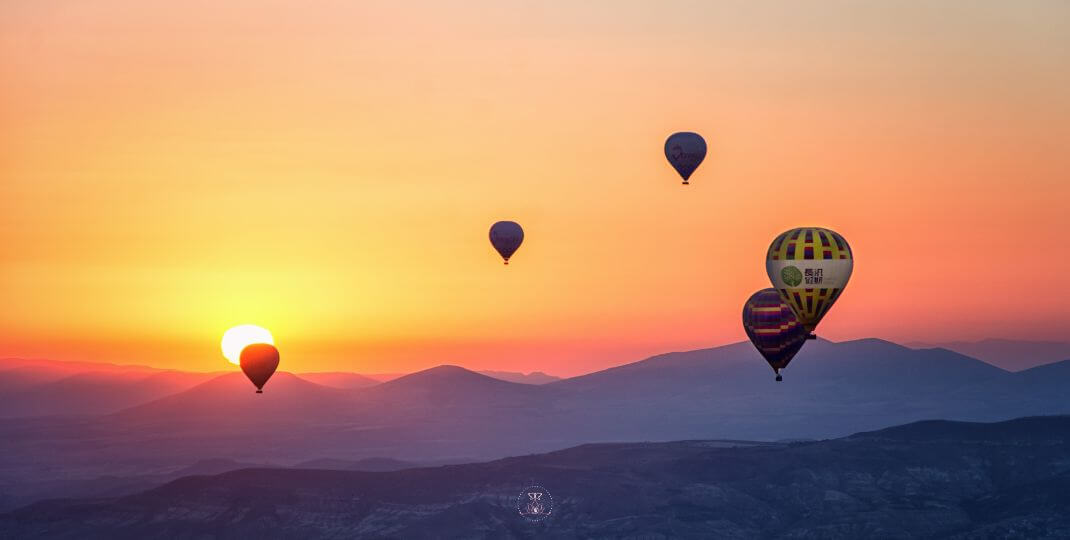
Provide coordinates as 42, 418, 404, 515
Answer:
2, 2, 1069, 536
220, 325, 274, 365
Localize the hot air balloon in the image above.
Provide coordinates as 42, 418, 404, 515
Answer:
743, 288, 809, 381
664, 132, 707, 184
240, 343, 279, 393
489, 221, 524, 265
765, 227, 853, 339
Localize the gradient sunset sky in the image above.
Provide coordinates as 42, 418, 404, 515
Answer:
2, 1, 1068, 376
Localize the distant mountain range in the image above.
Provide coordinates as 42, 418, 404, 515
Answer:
0, 358, 223, 417
0, 360, 558, 418
4, 415, 1069, 539
291, 371, 381, 389
1, 338, 1069, 514
361, 370, 561, 384
299, 370, 559, 387
476, 370, 560, 384
905, 338, 1070, 371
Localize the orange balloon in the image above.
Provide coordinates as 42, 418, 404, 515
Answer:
239, 343, 279, 393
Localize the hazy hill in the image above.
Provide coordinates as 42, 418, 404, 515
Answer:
353, 365, 556, 425
5, 416, 1069, 539
361, 372, 405, 382
365, 365, 546, 402
1013, 358, 1070, 381
113, 372, 355, 427
362, 370, 561, 385
477, 370, 560, 384
293, 371, 381, 389
545, 338, 1020, 441
2, 338, 1070, 516
906, 338, 1070, 371
850, 414, 1070, 442
0, 365, 219, 418
7, 338, 1070, 464
549, 340, 756, 396
292, 457, 417, 472
549, 337, 1008, 398
0, 366, 77, 394
111, 366, 543, 429
344, 366, 566, 458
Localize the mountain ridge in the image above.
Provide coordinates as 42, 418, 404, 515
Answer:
5, 415, 1070, 539
905, 338, 1070, 371
3, 337, 1070, 516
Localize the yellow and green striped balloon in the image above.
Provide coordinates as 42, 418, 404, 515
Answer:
765, 227, 853, 337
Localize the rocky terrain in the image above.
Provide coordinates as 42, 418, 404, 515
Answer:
3, 416, 1069, 539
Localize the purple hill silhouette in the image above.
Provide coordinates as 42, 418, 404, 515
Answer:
295, 372, 380, 389
5, 416, 1070, 538
906, 338, 1070, 371
2, 338, 1070, 514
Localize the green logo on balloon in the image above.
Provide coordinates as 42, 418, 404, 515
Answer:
781, 266, 803, 287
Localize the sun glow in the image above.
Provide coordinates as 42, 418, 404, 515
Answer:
221, 325, 275, 365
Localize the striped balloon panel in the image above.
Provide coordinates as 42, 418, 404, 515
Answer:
779, 287, 843, 331
742, 288, 809, 371
766, 227, 853, 331
767, 227, 852, 261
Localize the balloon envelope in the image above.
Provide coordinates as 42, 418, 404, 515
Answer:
240, 343, 279, 393
742, 288, 809, 377
489, 221, 524, 264
765, 227, 853, 334
664, 132, 707, 183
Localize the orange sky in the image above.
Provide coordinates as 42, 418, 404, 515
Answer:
2, 1, 1068, 376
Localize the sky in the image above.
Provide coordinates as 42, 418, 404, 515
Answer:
1, 1, 1068, 376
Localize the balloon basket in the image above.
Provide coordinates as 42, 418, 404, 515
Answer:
255, 390, 263, 394
807, 333, 817, 340
775, 374, 783, 382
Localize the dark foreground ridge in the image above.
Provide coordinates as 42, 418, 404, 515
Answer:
3, 416, 1070, 539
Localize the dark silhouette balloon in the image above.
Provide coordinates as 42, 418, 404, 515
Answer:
240, 343, 279, 393
742, 288, 809, 382
489, 221, 524, 265
664, 132, 707, 184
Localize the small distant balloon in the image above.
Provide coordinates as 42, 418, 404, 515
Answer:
742, 288, 809, 382
240, 343, 279, 394
765, 227, 853, 339
489, 221, 524, 265
664, 132, 707, 184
